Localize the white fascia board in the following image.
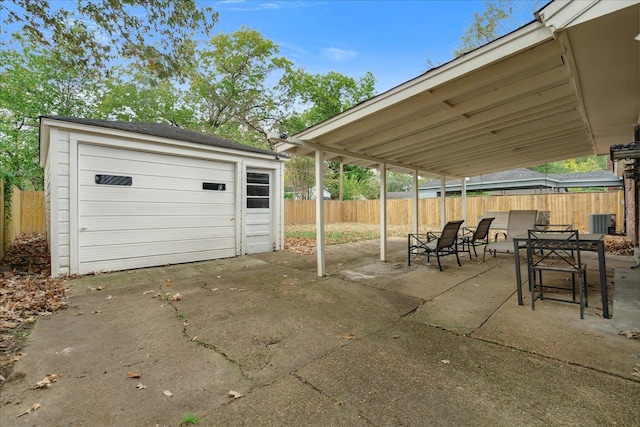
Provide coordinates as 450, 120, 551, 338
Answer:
40, 118, 280, 162
294, 21, 552, 141
39, 119, 51, 168
537, 0, 638, 32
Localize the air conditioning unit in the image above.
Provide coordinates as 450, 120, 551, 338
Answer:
589, 214, 615, 234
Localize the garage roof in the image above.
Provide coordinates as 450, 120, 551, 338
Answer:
275, 0, 639, 179
40, 116, 279, 157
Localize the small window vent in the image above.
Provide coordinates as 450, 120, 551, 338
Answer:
203, 183, 226, 191
95, 175, 132, 186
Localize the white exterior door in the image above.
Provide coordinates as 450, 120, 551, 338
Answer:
245, 169, 273, 254
77, 144, 236, 274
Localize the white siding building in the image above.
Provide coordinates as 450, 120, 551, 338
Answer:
39, 116, 286, 276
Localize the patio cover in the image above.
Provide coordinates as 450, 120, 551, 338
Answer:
273, 0, 640, 276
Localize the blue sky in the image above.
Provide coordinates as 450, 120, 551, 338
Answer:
207, 0, 539, 93
0, 0, 539, 93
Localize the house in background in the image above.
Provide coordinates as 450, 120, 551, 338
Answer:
417, 168, 623, 197
39, 116, 286, 277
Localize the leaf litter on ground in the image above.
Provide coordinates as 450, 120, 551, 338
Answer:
1, 234, 71, 375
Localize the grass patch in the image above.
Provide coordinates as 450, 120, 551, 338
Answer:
180, 413, 200, 425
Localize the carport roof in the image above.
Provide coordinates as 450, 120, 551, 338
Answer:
275, 0, 639, 179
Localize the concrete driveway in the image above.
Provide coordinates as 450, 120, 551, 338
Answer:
2, 238, 639, 426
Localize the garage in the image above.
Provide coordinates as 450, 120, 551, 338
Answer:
39, 116, 285, 276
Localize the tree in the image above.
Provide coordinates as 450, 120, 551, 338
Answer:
187, 27, 295, 150
455, 1, 542, 57
97, 64, 193, 126
0, 36, 104, 189
1, 0, 217, 78
286, 70, 376, 129
531, 156, 608, 174
282, 70, 377, 199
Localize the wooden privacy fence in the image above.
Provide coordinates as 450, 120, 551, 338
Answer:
285, 191, 625, 233
1, 186, 46, 256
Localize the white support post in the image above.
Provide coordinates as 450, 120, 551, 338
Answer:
461, 177, 467, 227
412, 170, 419, 234
315, 150, 326, 277
440, 174, 447, 228
380, 163, 387, 262
339, 162, 344, 201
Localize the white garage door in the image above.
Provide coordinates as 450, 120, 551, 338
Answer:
77, 144, 236, 274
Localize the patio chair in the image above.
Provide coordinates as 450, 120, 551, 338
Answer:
408, 220, 464, 271
486, 210, 537, 257
459, 217, 495, 261
526, 229, 588, 319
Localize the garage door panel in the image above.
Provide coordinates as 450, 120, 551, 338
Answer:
79, 185, 236, 205
80, 237, 236, 263
80, 216, 234, 232
80, 226, 235, 246
79, 248, 235, 274
80, 159, 235, 183
79, 171, 234, 194
78, 143, 237, 273
81, 144, 231, 169
80, 200, 234, 217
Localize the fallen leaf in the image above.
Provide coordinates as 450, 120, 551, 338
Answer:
136, 382, 148, 390
127, 371, 142, 378
618, 330, 640, 339
17, 403, 41, 418
344, 333, 356, 340
96, 285, 105, 290
166, 279, 173, 287
171, 293, 182, 301
441, 359, 451, 364
143, 290, 155, 295
228, 390, 242, 399
33, 373, 62, 389
163, 390, 173, 397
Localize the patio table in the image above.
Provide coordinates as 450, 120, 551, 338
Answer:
512, 233, 609, 319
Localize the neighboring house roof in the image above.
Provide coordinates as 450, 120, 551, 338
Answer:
40, 116, 279, 157
418, 168, 623, 193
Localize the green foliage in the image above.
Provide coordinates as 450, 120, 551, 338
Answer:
285, 156, 316, 200
188, 27, 295, 150
180, 413, 200, 425
387, 172, 414, 192
454, 1, 541, 57
2, 0, 217, 78
97, 65, 194, 126
281, 70, 377, 200
530, 156, 608, 174
286, 70, 376, 128
0, 36, 104, 190
326, 173, 379, 200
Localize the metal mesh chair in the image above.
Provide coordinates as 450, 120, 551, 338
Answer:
408, 220, 464, 271
526, 229, 588, 318
459, 217, 495, 261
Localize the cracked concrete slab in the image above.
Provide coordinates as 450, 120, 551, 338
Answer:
2, 239, 639, 426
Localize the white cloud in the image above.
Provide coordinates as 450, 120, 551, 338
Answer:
321, 47, 357, 61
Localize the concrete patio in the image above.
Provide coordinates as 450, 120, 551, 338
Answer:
1, 238, 639, 426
